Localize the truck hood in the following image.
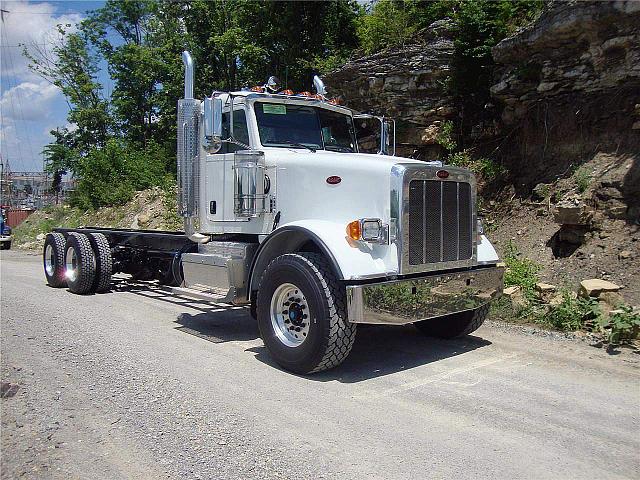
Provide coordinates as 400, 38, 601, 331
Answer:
264, 148, 445, 226
262, 147, 442, 172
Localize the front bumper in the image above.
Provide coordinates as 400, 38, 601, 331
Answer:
346, 265, 504, 325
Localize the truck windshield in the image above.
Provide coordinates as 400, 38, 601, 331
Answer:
255, 102, 356, 152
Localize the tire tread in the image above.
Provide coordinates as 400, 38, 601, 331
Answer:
66, 232, 96, 295
43, 232, 66, 287
259, 252, 356, 373
88, 232, 112, 293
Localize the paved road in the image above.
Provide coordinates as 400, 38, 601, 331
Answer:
1, 250, 639, 479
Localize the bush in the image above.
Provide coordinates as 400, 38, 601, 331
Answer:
599, 306, 640, 344
72, 140, 173, 210
437, 121, 506, 182
540, 291, 600, 331
503, 241, 540, 296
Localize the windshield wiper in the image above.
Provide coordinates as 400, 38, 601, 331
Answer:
325, 145, 353, 153
281, 141, 317, 153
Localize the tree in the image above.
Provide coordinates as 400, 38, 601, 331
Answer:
24, 26, 112, 154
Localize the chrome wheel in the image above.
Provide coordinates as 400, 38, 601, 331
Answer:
44, 244, 55, 276
65, 246, 78, 282
270, 283, 310, 347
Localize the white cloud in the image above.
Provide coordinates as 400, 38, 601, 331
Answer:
0, 1, 83, 171
0, 81, 60, 121
0, 0, 82, 82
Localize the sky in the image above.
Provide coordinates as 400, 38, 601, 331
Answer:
0, 0, 105, 172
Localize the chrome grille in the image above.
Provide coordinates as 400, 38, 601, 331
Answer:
408, 180, 473, 265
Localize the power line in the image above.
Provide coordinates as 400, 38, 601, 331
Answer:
1, 23, 37, 171
1, 43, 48, 48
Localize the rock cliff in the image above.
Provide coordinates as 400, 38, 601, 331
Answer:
325, 20, 455, 159
490, 0, 640, 196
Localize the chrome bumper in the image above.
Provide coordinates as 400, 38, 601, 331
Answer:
346, 265, 504, 325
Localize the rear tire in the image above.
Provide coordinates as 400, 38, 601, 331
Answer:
88, 233, 112, 293
414, 304, 489, 339
256, 253, 356, 374
64, 232, 96, 294
43, 233, 67, 288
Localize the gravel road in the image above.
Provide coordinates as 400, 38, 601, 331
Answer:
1, 250, 639, 479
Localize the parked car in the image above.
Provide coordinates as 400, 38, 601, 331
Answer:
0, 209, 12, 250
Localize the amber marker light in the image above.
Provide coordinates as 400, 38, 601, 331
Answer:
347, 220, 361, 241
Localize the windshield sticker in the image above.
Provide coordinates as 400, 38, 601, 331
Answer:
263, 104, 287, 115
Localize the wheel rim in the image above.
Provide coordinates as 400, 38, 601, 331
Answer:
65, 246, 78, 282
44, 244, 55, 276
270, 283, 310, 347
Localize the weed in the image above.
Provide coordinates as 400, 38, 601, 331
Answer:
540, 291, 601, 331
435, 120, 456, 152
598, 305, 640, 344
573, 166, 591, 193
503, 241, 541, 296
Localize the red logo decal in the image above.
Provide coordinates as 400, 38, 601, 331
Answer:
436, 170, 450, 179
326, 176, 342, 185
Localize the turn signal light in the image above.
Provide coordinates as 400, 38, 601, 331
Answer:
347, 220, 361, 241
282, 89, 294, 95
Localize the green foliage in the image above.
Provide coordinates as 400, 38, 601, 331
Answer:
25, 0, 362, 209
447, 150, 505, 181
598, 306, 640, 345
541, 291, 600, 331
436, 121, 505, 181
357, 0, 544, 106
71, 140, 172, 210
435, 120, 457, 152
503, 241, 540, 296
357, 0, 415, 54
574, 166, 592, 193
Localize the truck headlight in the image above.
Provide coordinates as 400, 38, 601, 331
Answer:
347, 218, 388, 244
361, 219, 382, 241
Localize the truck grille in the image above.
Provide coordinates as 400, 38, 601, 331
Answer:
408, 180, 473, 265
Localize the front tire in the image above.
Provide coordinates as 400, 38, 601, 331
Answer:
64, 232, 96, 294
414, 304, 489, 339
256, 253, 356, 374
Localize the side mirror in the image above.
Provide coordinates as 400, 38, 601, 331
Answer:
354, 114, 395, 156
204, 96, 223, 152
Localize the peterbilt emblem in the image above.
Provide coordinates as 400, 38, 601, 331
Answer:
436, 170, 450, 179
326, 176, 341, 185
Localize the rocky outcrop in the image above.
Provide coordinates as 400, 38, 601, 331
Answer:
490, 0, 640, 196
325, 20, 455, 158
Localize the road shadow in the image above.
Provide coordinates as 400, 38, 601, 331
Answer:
111, 277, 491, 382
175, 311, 259, 344
248, 324, 491, 383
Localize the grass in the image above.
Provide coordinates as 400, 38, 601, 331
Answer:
573, 166, 592, 193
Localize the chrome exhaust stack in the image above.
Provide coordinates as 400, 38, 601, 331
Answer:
177, 51, 208, 244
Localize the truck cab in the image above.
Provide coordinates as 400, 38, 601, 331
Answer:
176, 52, 504, 372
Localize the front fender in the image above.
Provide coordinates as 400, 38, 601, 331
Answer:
247, 220, 399, 296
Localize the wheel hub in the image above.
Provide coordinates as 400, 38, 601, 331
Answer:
65, 246, 78, 282
270, 283, 310, 347
44, 244, 55, 276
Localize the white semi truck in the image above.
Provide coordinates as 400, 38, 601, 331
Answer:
42, 51, 504, 374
